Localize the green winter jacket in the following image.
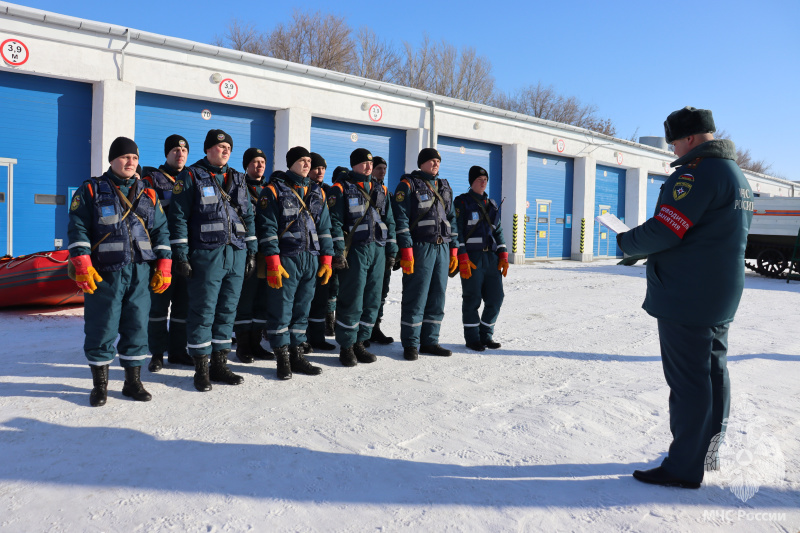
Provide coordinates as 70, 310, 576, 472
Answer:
617, 139, 753, 326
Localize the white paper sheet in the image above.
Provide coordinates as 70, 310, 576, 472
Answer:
595, 213, 630, 234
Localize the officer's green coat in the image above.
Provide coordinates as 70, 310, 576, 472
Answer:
618, 139, 753, 326
68, 170, 171, 367
454, 190, 506, 344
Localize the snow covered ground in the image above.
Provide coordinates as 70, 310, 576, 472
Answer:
1, 259, 798, 532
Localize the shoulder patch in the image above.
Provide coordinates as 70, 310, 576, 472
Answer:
70, 194, 81, 212
172, 181, 184, 195
672, 181, 693, 201
395, 191, 406, 203
679, 174, 694, 181
259, 196, 269, 210
328, 195, 336, 208
455, 207, 460, 217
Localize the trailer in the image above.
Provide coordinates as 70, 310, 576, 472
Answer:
745, 196, 800, 278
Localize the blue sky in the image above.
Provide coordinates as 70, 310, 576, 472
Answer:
14, 0, 800, 180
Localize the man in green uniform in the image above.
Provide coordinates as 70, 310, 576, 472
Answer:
168, 129, 258, 392
143, 134, 192, 372
618, 107, 753, 488
328, 149, 397, 366
454, 166, 509, 351
393, 148, 459, 361
68, 136, 172, 406
256, 147, 334, 380
233, 147, 275, 363
306, 152, 339, 351
365, 156, 396, 346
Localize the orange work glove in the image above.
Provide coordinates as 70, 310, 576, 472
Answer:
448, 247, 458, 275
71, 255, 103, 294
150, 258, 172, 294
498, 251, 509, 277
317, 255, 333, 285
266, 255, 290, 289
458, 253, 477, 279
400, 248, 414, 275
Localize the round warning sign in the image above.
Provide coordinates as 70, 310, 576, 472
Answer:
219, 78, 238, 100
556, 139, 565, 153
201, 109, 212, 120
616, 152, 624, 165
2, 39, 29, 66
368, 104, 383, 122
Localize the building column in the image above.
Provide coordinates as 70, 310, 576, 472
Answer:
571, 156, 596, 262
405, 128, 429, 175
625, 167, 648, 228
275, 108, 311, 170
501, 143, 527, 264
91, 80, 136, 176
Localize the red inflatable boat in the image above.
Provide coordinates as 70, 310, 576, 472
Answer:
0, 250, 83, 308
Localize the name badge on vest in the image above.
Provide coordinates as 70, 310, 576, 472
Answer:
202, 186, 216, 198
101, 205, 115, 218
349, 197, 360, 206
471, 211, 480, 220
420, 193, 429, 201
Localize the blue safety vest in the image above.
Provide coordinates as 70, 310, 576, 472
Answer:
90, 175, 156, 271
271, 175, 325, 257
402, 171, 453, 244
187, 165, 248, 250
338, 175, 388, 247
142, 165, 178, 210
456, 192, 501, 252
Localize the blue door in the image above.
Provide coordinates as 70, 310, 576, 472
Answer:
0, 71, 91, 256
135, 92, 275, 174
0, 165, 7, 255
646, 174, 668, 219
526, 152, 574, 258
436, 137, 502, 203
594, 164, 626, 258
310, 118, 406, 190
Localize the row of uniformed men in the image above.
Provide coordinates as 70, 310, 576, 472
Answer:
67, 129, 509, 407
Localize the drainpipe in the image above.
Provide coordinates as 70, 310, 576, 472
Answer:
428, 100, 437, 149
119, 28, 131, 81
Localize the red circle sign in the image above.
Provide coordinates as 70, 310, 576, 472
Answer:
219, 78, 238, 100
369, 104, 383, 122
2, 39, 29, 66
556, 139, 565, 153
616, 152, 624, 165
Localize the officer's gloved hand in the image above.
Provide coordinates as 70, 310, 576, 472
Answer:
400, 248, 414, 275
174, 259, 193, 279
317, 255, 333, 285
332, 255, 348, 270
71, 255, 103, 294
497, 252, 509, 277
244, 254, 257, 279
150, 258, 172, 293
448, 248, 459, 275
392, 253, 402, 271
266, 255, 290, 289
458, 253, 477, 279
385, 254, 396, 270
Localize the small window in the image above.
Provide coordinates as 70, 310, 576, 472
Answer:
0, 192, 5, 203
35, 194, 66, 205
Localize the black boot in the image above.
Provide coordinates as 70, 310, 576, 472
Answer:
290, 345, 322, 375
466, 341, 486, 352
632, 467, 701, 489
210, 350, 244, 385
148, 353, 164, 372
235, 330, 254, 364
483, 340, 502, 349
403, 346, 419, 361
252, 329, 275, 360
275, 345, 292, 380
193, 355, 212, 392
369, 319, 394, 345
310, 338, 337, 351
339, 345, 357, 367
325, 312, 335, 336
89, 365, 108, 407
300, 341, 313, 354
167, 350, 194, 366
354, 341, 377, 363
121, 366, 152, 402
420, 344, 452, 357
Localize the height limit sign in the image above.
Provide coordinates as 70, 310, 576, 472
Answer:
219, 78, 238, 100
2, 39, 29, 66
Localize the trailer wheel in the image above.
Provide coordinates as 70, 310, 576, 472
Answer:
756, 248, 787, 277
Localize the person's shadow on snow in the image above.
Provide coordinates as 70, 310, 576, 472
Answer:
1, 417, 795, 508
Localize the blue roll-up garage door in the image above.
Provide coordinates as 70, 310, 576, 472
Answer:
646, 174, 667, 219
135, 92, 275, 174
436, 137, 502, 203
0, 71, 91, 256
525, 152, 574, 258
594, 164, 626, 258
310, 118, 406, 190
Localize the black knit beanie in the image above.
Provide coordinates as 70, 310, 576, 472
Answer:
350, 148, 373, 167
664, 107, 716, 144
286, 146, 311, 168
468, 166, 488, 185
372, 156, 387, 168
164, 134, 189, 156
204, 129, 233, 152
108, 137, 139, 162
417, 147, 441, 168
242, 147, 266, 170
310, 152, 327, 169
